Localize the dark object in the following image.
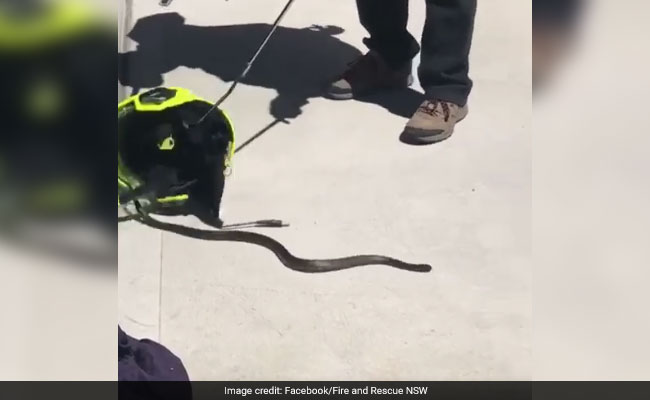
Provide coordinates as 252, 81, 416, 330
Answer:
118, 88, 234, 226
118, 327, 192, 399
325, 51, 414, 100
356, 0, 476, 106
134, 207, 433, 273
533, 0, 584, 26
160, 0, 174, 6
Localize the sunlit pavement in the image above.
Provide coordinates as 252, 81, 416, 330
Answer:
118, 0, 531, 380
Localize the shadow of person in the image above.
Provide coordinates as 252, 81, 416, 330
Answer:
118, 12, 424, 122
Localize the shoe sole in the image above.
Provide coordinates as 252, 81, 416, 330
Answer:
324, 75, 414, 101
399, 114, 467, 146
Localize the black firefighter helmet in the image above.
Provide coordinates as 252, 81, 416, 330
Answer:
118, 87, 235, 223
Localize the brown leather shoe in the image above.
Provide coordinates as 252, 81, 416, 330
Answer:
326, 51, 413, 100
400, 100, 468, 145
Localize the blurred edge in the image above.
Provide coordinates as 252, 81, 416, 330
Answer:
533, 0, 650, 380
0, 0, 116, 380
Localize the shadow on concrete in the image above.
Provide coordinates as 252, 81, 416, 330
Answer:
118, 12, 424, 123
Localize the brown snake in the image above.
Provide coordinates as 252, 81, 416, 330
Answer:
133, 211, 432, 274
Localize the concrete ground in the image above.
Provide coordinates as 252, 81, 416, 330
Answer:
118, 0, 531, 380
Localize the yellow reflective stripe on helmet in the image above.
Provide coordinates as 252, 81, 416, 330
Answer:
119, 87, 209, 112
118, 88, 236, 170
157, 194, 189, 204
157, 136, 175, 151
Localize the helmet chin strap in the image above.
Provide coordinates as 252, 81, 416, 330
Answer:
125, 196, 288, 230
119, 173, 289, 229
